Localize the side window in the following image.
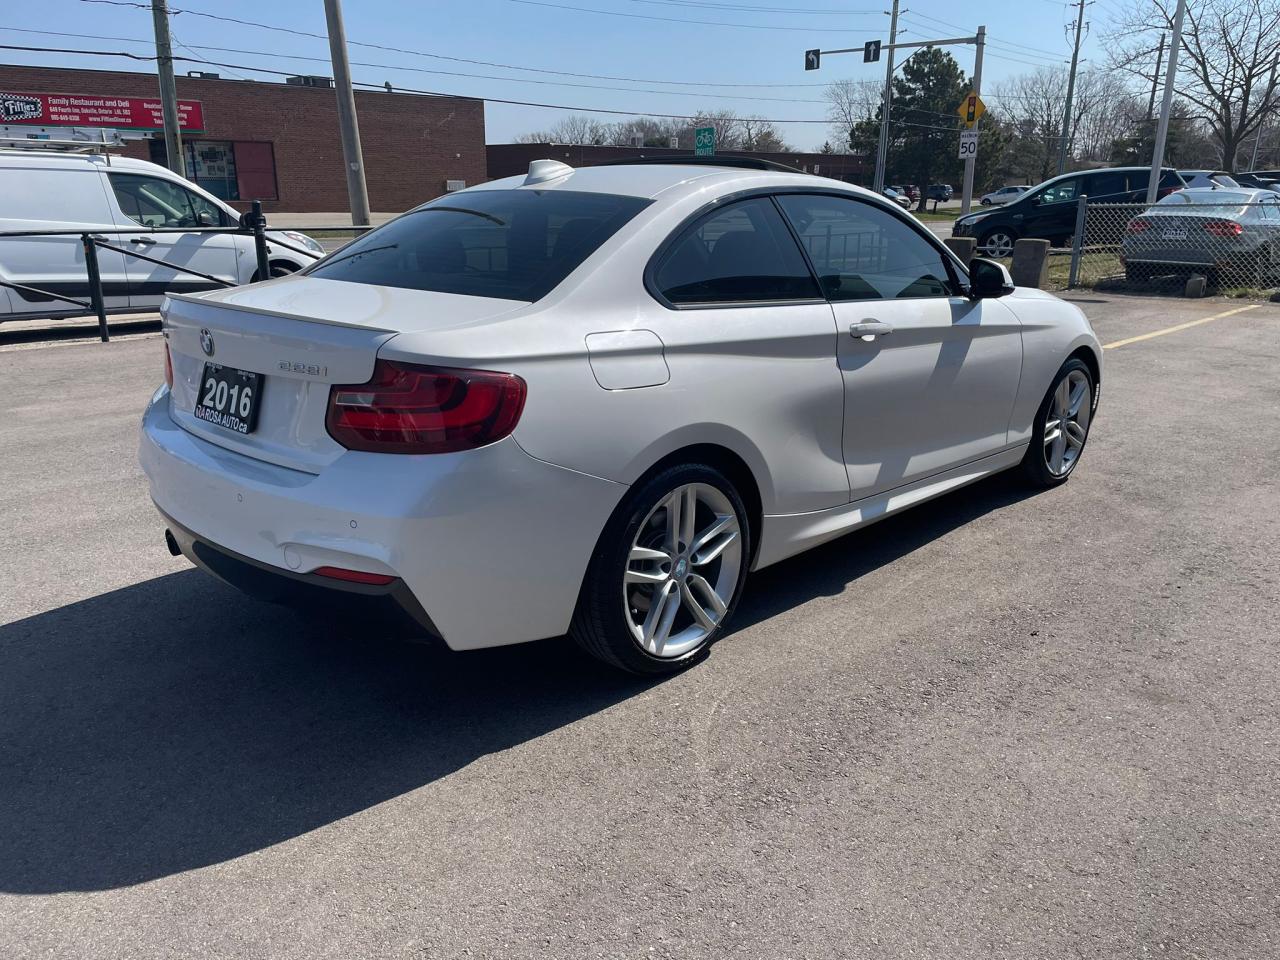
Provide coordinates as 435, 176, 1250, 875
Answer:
1088, 172, 1127, 199
1038, 178, 1080, 205
110, 174, 228, 229
776, 194, 953, 301
653, 197, 820, 306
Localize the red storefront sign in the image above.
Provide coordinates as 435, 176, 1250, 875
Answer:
0, 91, 205, 131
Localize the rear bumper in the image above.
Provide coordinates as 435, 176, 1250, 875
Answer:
139, 386, 627, 650
162, 511, 442, 640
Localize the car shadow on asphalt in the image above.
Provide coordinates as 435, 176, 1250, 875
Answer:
0, 472, 1036, 894
0, 573, 650, 894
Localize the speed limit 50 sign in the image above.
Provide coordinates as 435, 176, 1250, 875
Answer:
958, 129, 979, 160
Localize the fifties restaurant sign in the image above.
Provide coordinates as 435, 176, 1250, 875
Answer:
0, 91, 205, 131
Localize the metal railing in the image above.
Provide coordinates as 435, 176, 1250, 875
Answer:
1068, 196, 1280, 295
0, 201, 372, 342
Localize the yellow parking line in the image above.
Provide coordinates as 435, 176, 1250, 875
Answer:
1102, 304, 1261, 350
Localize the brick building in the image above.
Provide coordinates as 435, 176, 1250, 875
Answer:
0, 65, 486, 213
486, 143, 871, 184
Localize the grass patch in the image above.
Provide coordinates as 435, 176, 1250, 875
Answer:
912, 209, 958, 223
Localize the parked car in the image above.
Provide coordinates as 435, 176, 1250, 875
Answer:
890, 184, 920, 201
956, 167, 1186, 257
141, 156, 1102, 675
926, 183, 954, 201
1178, 170, 1240, 189
0, 150, 323, 322
980, 185, 1030, 206
883, 187, 912, 209
1120, 187, 1280, 285
1229, 172, 1280, 193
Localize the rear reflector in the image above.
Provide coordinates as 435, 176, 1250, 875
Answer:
164, 341, 174, 388
313, 566, 397, 586
327, 359, 526, 455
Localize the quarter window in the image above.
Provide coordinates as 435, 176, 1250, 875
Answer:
775, 194, 953, 301
110, 174, 228, 229
653, 198, 820, 305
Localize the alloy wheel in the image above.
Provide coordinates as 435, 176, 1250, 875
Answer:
982, 231, 1015, 258
1043, 369, 1092, 477
623, 483, 743, 658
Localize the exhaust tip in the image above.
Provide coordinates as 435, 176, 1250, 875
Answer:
164, 529, 182, 557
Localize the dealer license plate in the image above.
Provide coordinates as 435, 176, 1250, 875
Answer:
194, 362, 263, 435
1161, 229, 1188, 241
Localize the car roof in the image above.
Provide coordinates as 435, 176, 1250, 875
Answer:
468, 160, 882, 203
0, 150, 179, 176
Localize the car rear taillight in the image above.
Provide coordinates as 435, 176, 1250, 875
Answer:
1158, 185, 1181, 198
1126, 218, 1152, 233
1204, 219, 1243, 237
326, 359, 526, 454
164, 341, 173, 388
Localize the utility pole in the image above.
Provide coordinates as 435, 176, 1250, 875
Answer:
1147, 0, 1188, 203
150, 0, 183, 175
959, 25, 985, 215
872, 0, 900, 193
1146, 33, 1166, 121
323, 0, 372, 227
1057, 0, 1088, 176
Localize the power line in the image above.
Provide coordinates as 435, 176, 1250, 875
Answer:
0, 42, 834, 124
3, 27, 828, 102
626, 0, 879, 12
503, 0, 881, 32
59, 0, 839, 88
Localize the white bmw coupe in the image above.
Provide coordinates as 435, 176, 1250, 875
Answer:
140, 157, 1100, 674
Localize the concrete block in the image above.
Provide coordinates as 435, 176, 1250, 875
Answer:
1010, 239, 1051, 289
944, 236, 976, 267
1185, 274, 1208, 298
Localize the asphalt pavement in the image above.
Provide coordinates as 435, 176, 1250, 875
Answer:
1, 293, 1278, 959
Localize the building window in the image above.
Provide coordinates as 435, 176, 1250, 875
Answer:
148, 138, 279, 201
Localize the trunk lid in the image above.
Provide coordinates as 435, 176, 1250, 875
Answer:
163, 277, 528, 473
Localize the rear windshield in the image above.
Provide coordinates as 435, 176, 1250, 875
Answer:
1157, 190, 1254, 207
306, 189, 651, 301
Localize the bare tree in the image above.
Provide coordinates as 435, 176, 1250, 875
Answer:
739, 116, 791, 152
514, 114, 609, 145
1109, 0, 1280, 170
824, 79, 880, 151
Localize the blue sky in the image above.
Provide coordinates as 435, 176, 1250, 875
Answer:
4, 0, 1115, 150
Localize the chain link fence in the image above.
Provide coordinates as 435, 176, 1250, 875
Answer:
1070, 198, 1280, 295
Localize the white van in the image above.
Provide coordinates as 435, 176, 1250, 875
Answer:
0, 151, 323, 321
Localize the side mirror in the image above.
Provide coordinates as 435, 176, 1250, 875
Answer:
239, 209, 266, 231
196, 210, 216, 227
968, 257, 1015, 299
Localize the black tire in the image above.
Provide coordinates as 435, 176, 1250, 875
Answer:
980, 198, 992, 206
269, 261, 299, 278
570, 462, 751, 675
978, 227, 1017, 258
1021, 358, 1095, 489
1124, 263, 1150, 283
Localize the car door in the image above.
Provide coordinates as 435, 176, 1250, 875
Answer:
104, 172, 238, 309
645, 196, 850, 514
1019, 175, 1082, 243
0, 161, 132, 318
775, 193, 1024, 500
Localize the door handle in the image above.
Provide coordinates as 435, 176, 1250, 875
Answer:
850, 320, 894, 340
130, 236, 157, 246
